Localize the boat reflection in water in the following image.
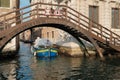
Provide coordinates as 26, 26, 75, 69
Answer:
36, 56, 57, 61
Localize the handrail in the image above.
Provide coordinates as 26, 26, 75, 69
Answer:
0, 2, 120, 48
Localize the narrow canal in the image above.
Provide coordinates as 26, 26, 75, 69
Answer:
0, 42, 120, 80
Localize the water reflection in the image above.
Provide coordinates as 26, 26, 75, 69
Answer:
36, 57, 57, 61
16, 42, 33, 80
0, 60, 17, 80
63, 57, 120, 80
30, 56, 120, 80
0, 42, 120, 80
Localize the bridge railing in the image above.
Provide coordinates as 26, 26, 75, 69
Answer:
0, 2, 120, 47
52, 4, 120, 46
62, 4, 120, 46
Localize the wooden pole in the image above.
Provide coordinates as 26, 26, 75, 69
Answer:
15, 0, 20, 51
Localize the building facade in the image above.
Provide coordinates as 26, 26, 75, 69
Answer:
0, 0, 18, 52
69, 0, 120, 35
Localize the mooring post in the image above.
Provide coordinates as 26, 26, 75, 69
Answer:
30, 28, 34, 42
15, 0, 20, 51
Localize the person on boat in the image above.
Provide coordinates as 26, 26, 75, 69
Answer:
43, 39, 51, 48
33, 37, 41, 49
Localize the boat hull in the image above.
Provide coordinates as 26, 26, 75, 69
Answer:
32, 47, 58, 57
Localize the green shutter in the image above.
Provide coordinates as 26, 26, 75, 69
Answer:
0, 0, 10, 7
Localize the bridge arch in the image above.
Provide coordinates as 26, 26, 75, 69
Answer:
0, 17, 103, 57
0, 2, 120, 58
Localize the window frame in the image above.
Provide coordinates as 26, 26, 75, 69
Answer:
89, 5, 99, 23
111, 8, 120, 29
52, 31, 54, 38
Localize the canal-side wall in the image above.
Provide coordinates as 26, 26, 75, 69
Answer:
59, 46, 96, 57
58, 46, 83, 57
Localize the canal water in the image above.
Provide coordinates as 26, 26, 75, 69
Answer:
0, 42, 120, 80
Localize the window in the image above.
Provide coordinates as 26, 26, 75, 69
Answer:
112, 8, 120, 29
52, 31, 54, 38
0, 0, 10, 7
0, 22, 4, 30
47, 32, 49, 38
89, 6, 99, 23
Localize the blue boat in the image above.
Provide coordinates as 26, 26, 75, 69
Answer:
31, 46, 58, 57
31, 37, 58, 57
